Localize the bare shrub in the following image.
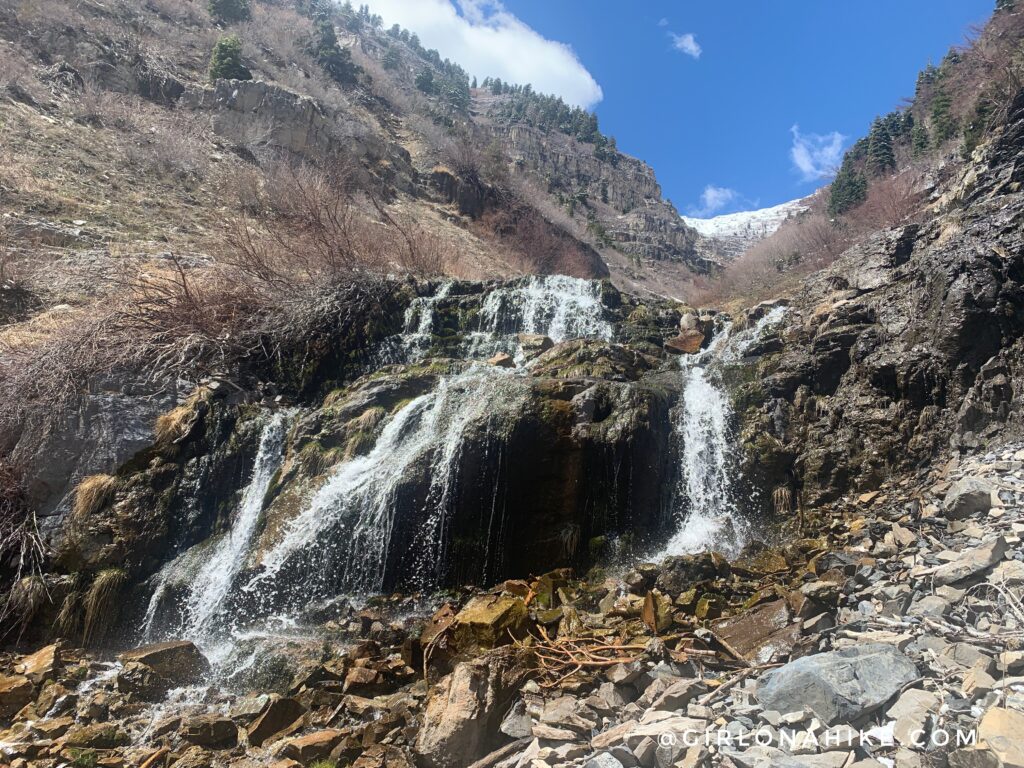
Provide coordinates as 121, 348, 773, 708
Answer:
848, 172, 923, 230
0, 458, 47, 636
224, 158, 447, 287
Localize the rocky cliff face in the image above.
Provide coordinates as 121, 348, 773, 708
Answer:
733, 89, 1024, 508
491, 123, 709, 269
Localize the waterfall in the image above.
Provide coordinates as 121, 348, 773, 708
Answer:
245, 365, 531, 604
655, 308, 788, 559
478, 275, 613, 342
142, 410, 292, 642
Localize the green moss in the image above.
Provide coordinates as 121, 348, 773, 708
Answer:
67, 749, 97, 768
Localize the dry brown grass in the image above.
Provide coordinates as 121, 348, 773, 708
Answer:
81, 567, 126, 646
72, 474, 118, 521
154, 387, 210, 445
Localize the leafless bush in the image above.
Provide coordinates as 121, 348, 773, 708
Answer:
224, 159, 447, 288
848, 172, 923, 230
74, 83, 141, 131
0, 458, 47, 636
143, 0, 207, 26
691, 201, 852, 306
476, 200, 596, 277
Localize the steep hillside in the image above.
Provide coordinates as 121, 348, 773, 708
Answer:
0, 0, 707, 319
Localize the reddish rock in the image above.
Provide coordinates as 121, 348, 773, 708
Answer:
279, 729, 345, 762
0, 675, 34, 719
664, 329, 705, 354
247, 697, 307, 747
119, 640, 210, 685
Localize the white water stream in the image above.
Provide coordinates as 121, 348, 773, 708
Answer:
653, 307, 788, 560
141, 278, 785, 655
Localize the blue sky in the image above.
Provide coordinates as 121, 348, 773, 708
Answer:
365, 0, 994, 216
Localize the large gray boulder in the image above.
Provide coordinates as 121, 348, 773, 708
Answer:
943, 477, 995, 519
755, 643, 918, 725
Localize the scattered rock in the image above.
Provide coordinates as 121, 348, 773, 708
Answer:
755, 643, 919, 725
119, 640, 210, 685
247, 697, 307, 747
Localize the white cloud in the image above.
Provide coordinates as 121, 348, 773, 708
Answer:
363, 0, 603, 108
657, 17, 669, 27
687, 185, 739, 217
790, 124, 845, 182
670, 32, 701, 59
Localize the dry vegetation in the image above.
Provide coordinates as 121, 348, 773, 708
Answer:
691, 172, 924, 306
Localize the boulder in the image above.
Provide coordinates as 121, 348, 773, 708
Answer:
664, 330, 705, 355
656, 553, 730, 596
932, 537, 1008, 586
518, 333, 554, 360
712, 599, 797, 665
943, 478, 994, 519
119, 640, 210, 685
279, 729, 345, 762
247, 697, 307, 747
415, 646, 532, 768
180, 714, 238, 748
451, 595, 529, 654
116, 661, 171, 701
15, 644, 61, 685
487, 352, 515, 368
978, 707, 1024, 768
755, 643, 919, 725
62, 722, 129, 749
0, 675, 34, 719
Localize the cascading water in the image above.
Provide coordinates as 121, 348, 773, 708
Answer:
142, 410, 293, 643
246, 365, 531, 607
655, 308, 789, 559
479, 275, 613, 342
242, 275, 612, 610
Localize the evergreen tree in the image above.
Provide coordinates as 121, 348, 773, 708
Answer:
208, 35, 251, 81
828, 156, 867, 216
963, 96, 994, 155
415, 69, 435, 94
382, 46, 401, 70
867, 117, 896, 176
310, 22, 360, 85
911, 122, 930, 157
471, 76, 477, 89
208, 0, 250, 23
930, 88, 958, 144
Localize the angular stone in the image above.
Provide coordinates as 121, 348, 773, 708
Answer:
649, 679, 706, 712
487, 352, 515, 368
62, 722, 129, 749
248, 697, 307, 747
452, 595, 529, 654
664, 330, 705, 355
933, 537, 1008, 586
978, 707, 1024, 768
713, 599, 796, 665
415, 646, 531, 768
755, 643, 919, 725
181, 714, 238, 748
944, 478, 994, 519
118, 640, 210, 685
0, 675, 34, 719
886, 688, 939, 746
279, 729, 345, 762
15, 645, 61, 685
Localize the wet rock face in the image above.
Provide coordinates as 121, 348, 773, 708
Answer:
753, 93, 1024, 505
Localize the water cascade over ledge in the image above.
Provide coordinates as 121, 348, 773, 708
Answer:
138, 277, 780, 661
